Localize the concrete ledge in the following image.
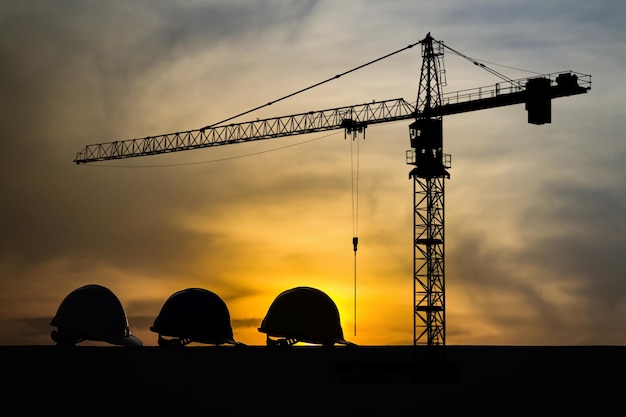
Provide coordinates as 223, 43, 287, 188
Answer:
3, 345, 623, 413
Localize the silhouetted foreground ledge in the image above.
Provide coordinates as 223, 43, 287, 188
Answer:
3, 345, 623, 413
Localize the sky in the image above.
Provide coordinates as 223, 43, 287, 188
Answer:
1, 0, 625, 347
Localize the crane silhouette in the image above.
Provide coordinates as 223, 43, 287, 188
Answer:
73, 33, 591, 353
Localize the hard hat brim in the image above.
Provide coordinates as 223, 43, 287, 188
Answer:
103, 334, 143, 347
261, 329, 356, 347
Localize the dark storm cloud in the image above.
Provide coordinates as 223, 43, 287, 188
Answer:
448, 233, 582, 344
0, 317, 52, 345
0, 0, 321, 141
0, 0, 320, 269
0, 2, 328, 349
434, 0, 626, 74
445, 1, 622, 27
442, 0, 625, 40
448, 176, 626, 344
1, 0, 625, 347
521, 181, 626, 302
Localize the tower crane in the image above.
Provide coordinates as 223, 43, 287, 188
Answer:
73, 33, 591, 351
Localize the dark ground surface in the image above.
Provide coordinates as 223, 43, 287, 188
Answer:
4, 345, 623, 414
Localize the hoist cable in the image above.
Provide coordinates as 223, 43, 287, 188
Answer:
441, 42, 524, 88
202, 40, 423, 130
351, 137, 360, 242
353, 248, 357, 337
350, 134, 360, 336
465, 58, 543, 75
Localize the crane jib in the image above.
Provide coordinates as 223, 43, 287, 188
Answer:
73, 71, 590, 165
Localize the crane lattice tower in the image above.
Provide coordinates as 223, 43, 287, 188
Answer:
407, 33, 450, 350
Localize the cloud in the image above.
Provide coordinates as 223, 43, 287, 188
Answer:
1, 0, 625, 346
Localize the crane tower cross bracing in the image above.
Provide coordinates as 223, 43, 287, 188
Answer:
73, 34, 591, 352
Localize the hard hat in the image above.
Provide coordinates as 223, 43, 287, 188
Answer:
150, 288, 242, 346
50, 284, 142, 346
258, 286, 354, 347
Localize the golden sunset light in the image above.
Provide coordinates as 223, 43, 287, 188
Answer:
1, 1, 624, 352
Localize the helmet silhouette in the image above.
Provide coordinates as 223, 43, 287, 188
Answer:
50, 284, 142, 346
258, 286, 354, 347
150, 288, 242, 346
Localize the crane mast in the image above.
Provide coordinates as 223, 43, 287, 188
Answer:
73, 34, 590, 353
407, 33, 449, 350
